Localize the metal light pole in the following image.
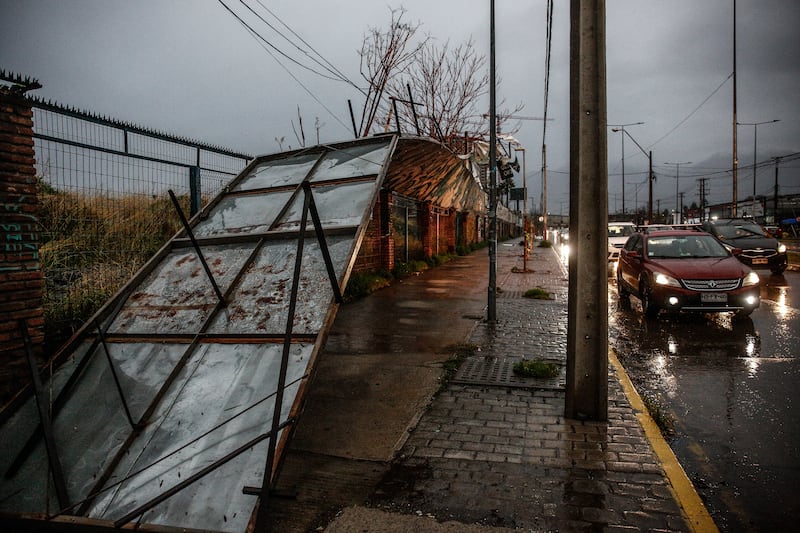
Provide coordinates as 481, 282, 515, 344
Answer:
514, 146, 528, 270
611, 126, 652, 222
609, 122, 643, 216
737, 119, 779, 217
488, 0, 497, 323
666, 161, 691, 223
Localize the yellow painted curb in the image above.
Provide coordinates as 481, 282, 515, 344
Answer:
608, 349, 719, 533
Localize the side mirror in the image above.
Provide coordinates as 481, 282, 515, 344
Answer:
626, 250, 640, 259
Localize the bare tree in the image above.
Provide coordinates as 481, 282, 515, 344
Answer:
358, 8, 427, 137
391, 38, 490, 143
359, 7, 522, 152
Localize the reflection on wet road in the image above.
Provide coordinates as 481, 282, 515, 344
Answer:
609, 271, 800, 532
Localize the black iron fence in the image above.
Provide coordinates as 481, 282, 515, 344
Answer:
29, 97, 252, 349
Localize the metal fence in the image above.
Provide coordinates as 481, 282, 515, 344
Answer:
30, 98, 252, 349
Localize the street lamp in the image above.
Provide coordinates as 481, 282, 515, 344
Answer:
611, 127, 654, 222
609, 122, 643, 216
665, 161, 691, 223
737, 119, 779, 217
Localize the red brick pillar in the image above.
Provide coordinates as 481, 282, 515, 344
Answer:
420, 201, 434, 258
0, 87, 44, 405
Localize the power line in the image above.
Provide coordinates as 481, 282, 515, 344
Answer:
244, 0, 363, 92
216, 0, 353, 134
645, 72, 733, 150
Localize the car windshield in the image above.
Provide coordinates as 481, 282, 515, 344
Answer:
645, 235, 729, 259
712, 222, 766, 239
608, 225, 635, 238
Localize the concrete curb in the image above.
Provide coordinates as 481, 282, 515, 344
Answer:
609, 348, 719, 533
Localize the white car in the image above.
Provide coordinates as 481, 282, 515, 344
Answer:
608, 222, 636, 262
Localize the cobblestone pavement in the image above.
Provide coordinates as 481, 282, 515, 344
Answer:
347, 242, 694, 532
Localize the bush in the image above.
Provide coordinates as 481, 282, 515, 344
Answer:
538, 239, 553, 248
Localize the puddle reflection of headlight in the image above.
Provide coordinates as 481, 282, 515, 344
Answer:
745, 334, 757, 357
667, 335, 678, 354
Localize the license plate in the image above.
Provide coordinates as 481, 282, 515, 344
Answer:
752, 258, 768, 265
701, 293, 728, 303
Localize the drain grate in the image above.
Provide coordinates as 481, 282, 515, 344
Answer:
452, 357, 565, 390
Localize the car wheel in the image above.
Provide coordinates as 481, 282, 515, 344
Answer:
639, 280, 659, 319
734, 308, 753, 319
771, 265, 786, 275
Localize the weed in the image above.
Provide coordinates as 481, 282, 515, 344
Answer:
641, 394, 676, 438
440, 342, 478, 381
523, 287, 552, 300
512, 359, 560, 378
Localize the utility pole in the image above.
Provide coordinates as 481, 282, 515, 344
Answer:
666, 161, 691, 224
566, 0, 608, 421
698, 178, 708, 221
732, 0, 738, 216
773, 157, 781, 220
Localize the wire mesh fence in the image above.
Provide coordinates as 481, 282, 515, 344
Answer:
31, 101, 252, 351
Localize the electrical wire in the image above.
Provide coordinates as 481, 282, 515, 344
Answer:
249, 0, 364, 94
645, 72, 733, 151
216, 0, 353, 133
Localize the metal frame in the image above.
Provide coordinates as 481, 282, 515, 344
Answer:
1, 136, 398, 532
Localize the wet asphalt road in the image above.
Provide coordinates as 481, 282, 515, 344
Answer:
608, 267, 800, 532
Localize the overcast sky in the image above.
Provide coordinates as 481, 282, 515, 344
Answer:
1, 0, 798, 217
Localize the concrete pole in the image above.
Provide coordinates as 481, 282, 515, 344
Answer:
566, 0, 608, 421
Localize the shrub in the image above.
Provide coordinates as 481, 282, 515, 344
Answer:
538, 239, 553, 248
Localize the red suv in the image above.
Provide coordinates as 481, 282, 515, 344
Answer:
617, 229, 760, 318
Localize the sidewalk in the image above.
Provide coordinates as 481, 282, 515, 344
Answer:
321, 240, 711, 532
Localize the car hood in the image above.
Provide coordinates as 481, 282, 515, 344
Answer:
651, 256, 750, 280
716, 234, 778, 250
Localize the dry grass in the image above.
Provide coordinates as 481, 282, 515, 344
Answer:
38, 183, 187, 350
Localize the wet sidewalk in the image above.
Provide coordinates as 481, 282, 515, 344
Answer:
274, 240, 712, 532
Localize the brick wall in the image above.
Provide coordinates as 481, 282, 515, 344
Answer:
0, 87, 43, 406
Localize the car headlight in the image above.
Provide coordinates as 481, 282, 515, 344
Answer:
778, 243, 787, 253
654, 272, 680, 287
742, 271, 760, 287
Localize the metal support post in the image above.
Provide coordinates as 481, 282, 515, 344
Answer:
168, 189, 226, 306
19, 320, 71, 509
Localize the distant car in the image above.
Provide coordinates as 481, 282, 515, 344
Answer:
617, 229, 760, 319
638, 224, 675, 233
608, 222, 636, 262
701, 218, 788, 275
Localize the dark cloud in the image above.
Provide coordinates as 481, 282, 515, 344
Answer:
1, 0, 797, 210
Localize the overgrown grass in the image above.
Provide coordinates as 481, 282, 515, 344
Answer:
512, 358, 560, 378
343, 269, 393, 302
38, 182, 185, 350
